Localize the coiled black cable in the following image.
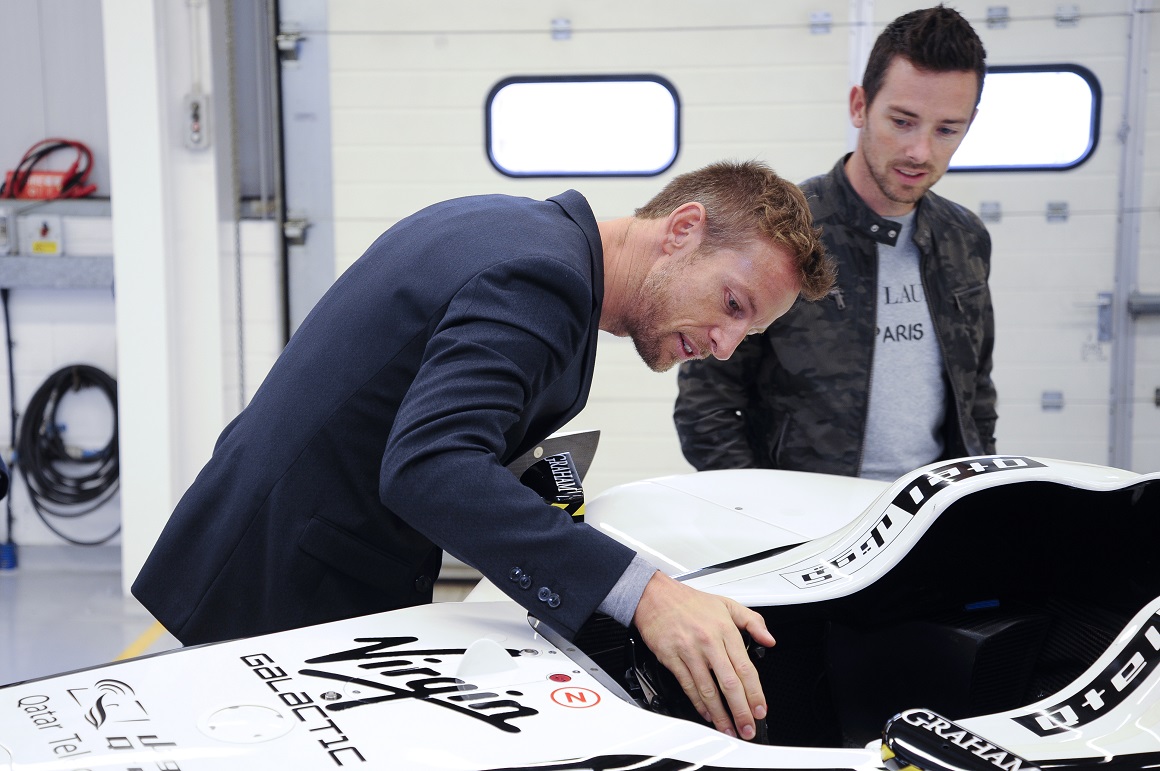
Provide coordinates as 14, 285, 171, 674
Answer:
16, 364, 120, 546
2, 288, 15, 568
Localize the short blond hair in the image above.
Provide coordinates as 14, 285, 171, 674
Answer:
635, 160, 835, 301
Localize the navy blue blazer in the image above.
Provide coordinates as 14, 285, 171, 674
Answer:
132, 191, 637, 644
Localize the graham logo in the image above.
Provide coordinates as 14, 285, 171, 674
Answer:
550, 687, 600, 708
893, 457, 1046, 515
297, 637, 540, 734
1014, 607, 1160, 736
892, 710, 1038, 770
520, 452, 585, 521
780, 508, 914, 588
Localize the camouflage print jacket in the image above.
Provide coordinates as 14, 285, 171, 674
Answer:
674, 155, 997, 476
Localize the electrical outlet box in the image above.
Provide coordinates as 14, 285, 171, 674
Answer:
184, 92, 211, 150
0, 207, 13, 254
18, 214, 64, 255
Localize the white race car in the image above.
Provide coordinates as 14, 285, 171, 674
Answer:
3, 432, 1159, 770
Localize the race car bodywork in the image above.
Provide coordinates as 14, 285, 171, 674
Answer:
2, 442, 1159, 770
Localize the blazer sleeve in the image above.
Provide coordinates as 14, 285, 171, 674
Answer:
378, 255, 635, 640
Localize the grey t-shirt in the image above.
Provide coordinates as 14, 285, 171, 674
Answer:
860, 210, 946, 481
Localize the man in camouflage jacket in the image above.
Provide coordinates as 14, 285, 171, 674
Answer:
674, 155, 996, 476
674, 6, 997, 479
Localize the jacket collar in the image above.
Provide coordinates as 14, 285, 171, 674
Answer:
827, 153, 935, 250
549, 189, 604, 313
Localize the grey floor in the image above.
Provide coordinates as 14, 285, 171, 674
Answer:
0, 545, 174, 687
0, 545, 475, 688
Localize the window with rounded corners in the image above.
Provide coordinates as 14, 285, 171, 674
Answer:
949, 64, 1101, 172
486, 75, 680, 178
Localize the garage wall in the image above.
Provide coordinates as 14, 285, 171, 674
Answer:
0, 0, 117, 546
306, 0, 1158, 496
928, 0, 1138, 465
0, 0, 284, 549
2, 1, 1152, 554
324, 4, 851, 260
1133, 2, 1160, 470
321, 1, 853, 494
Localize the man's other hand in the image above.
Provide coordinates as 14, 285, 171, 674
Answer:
632, 571, 775, 740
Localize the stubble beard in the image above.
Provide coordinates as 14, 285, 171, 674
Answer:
862, 128, 937, 207
628, 259, 682, 373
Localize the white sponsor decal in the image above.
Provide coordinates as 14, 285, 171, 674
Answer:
13, 681, 182, 768
550, 687, 601, 708
780, 457, 1046, 589
780, 508, 914, 588
1014, 608, 1160, 736
901, 710, 1034, 771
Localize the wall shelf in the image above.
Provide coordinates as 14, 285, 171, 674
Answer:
0, 256, 114, 290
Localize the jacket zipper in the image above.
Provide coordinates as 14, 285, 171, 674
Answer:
854, 256, 878, 477
828, 286, 846, 310
924, 259, 972, 458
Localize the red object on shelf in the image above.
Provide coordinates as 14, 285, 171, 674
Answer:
0, 139, 98, 200
4, 170, 72, 199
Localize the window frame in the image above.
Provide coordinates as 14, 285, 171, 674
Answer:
485, 73, 681, 178
949, 63, 1102, 173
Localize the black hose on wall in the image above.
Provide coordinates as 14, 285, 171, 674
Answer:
1, 288, 14, 568
16, 363, 120, 546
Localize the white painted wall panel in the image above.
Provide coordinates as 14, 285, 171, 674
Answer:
221, 221, 284, 409
929, 3, 1139, 469
330, 1, 828, 31
325, 1, 856, 496
0, 0, 111, 197
319, 0, 1158, 495
993, 403, 1112, 463
1131, 18, 1160, 471
875, 0, 1134, 54
563, 334, 687, 490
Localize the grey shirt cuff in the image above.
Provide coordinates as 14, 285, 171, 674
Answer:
597, 554, 657, 627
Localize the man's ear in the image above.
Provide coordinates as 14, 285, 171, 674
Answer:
664, 202, 706, 254
849, 84, 867, 129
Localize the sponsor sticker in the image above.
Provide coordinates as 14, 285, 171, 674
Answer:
781, 457, 1046, 589
68, 679, 149, 729
13, 680, 182, 768
780, 507, 913, 588
1014, 608, 1160, 736
892, 456, 1046, 515
550, 687, 600, 708
886, 709, 1039, 771
291, 636, 540, 737
520, 451, 586, 521
241, 652, 367, 765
